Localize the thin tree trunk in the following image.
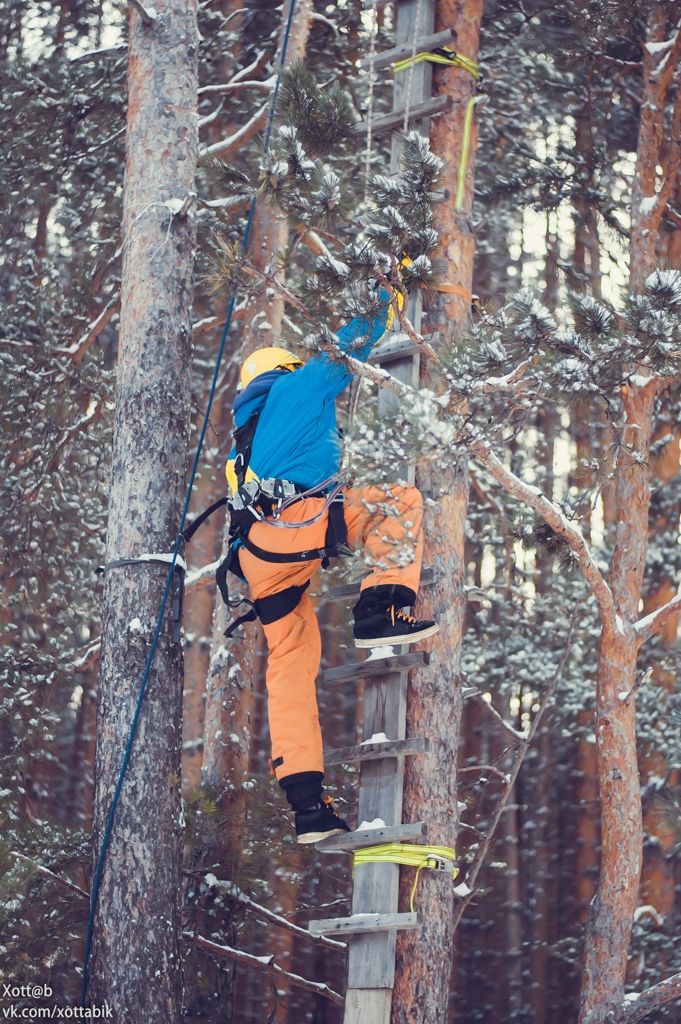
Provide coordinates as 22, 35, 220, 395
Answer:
202, 0, 312, 804
392, 1, 483, 1020
90, 2, 198, 1020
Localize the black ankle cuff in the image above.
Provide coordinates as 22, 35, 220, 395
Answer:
279, 771, 324, 811
353, 584, 417, 620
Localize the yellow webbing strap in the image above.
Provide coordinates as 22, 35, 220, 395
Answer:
456, 94, 484, 209
392, 47, 480, 80
353, 843, 459, 913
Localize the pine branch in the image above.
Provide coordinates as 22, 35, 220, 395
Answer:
452, 613, 576, 932
201, 874, 346, 950
634, 591, 681, 647
186, 932, 343, 1005
620, 972, 681, 1024
201, 103, 269, 159
10, 852, 88, 900
470, 693, 527, 741
53, 296, 119, 363
470, 439, 616, 627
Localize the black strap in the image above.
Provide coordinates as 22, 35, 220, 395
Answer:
233, 411, 261, 488
224, 606, 258, 638
223, 583, 310, 637
181, 497, 228, 543
254, 581, 310, 624
239, 532, 338, 565
322, 496, 348, 568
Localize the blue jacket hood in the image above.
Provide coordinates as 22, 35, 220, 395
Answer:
232, 369, 290, 427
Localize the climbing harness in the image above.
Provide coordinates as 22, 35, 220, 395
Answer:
183, 396, 352, 639
81, 0, 301, 1005
353, 843, 459, 913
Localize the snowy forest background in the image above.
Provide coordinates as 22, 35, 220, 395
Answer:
2, 0, 681, 1022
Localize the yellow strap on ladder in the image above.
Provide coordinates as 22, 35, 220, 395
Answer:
392, 46, 480, 80
353, 843, 459, 913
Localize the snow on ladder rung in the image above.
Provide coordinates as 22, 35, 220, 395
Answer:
322, 650, 429, 685
308, 911, 421, 937
372, 332, 439, 365
324, 736, 428, 766
316, 821, 426, 853
353, 95, 453, 137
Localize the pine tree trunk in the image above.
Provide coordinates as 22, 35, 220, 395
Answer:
391, 1, 483, 1020
89, 2, 198, 1020
579, 7, 679, 1018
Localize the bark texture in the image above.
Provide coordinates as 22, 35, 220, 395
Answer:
90, 3, 198, 1020
579, 8, 680, 1016
391, 1, 483, 1020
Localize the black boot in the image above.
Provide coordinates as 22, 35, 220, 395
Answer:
353, 584, 439, 649
294, 794, 350, 845
280, 772, 350, 845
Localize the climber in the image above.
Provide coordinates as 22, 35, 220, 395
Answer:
225, 287, 438, 843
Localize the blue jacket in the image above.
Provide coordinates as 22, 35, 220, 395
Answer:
226, 296, 391, 492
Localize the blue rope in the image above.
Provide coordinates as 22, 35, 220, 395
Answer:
81, 0, 298, 1003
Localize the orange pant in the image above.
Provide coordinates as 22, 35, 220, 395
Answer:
237, 485, 424, 781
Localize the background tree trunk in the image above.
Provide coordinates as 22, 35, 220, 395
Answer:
579, 7, 679, 1018
89, 2, 198, 1020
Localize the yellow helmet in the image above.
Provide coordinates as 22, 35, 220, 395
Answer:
238, 347, 304, 391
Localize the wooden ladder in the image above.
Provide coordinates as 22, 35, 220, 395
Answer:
307, 3, 445, 1021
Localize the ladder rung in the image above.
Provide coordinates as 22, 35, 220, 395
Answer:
323, 567, 434, 603
324, 736, 428, 766
323, 650, 429, 685
372, 332, 439, 365
316, 821, 426, 853
309, 911, 421, 937
354, 95, 453, 137
358, 28, 457, 71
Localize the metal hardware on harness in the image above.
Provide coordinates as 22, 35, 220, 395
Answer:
260, 477, 298, 501
231, 479, 262, 517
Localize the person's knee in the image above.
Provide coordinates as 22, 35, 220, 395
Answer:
391, 483, 423, 513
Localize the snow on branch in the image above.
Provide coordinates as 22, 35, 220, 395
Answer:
199, 75, 275, 98
620, 972, 681, 1023
23, 398, 105, 502
453, 614, 577, 933
199, 49, 271, 94
470, 439, 616, 627
201, 103, 269, 159
128, 0, 157, 25
54, 296, 118, 362
634, 591, 681, 646
10, 851, 88, 900
470, 693, 528, 741
186, 931, 343, 1005
202, 874, 346, 950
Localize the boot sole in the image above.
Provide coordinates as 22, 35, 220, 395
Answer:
355, 623, 440, 648
297, 828, 349, 845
